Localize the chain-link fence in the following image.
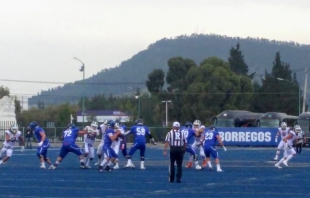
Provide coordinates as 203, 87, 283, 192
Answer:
0, 127, 171, 143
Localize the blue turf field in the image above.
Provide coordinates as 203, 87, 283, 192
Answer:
0, 145, 310, 198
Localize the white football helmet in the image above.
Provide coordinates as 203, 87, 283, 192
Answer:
193, 120, 201, 129
294, 125, 301, 133
91, 121, 98, 130
280, 122, 287, 130
10, 124, 19, 134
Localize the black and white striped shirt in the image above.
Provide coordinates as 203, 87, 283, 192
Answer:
165, 129, 187, 147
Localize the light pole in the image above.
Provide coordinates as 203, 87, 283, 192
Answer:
74, 57, 85, 127
135, 95, 140, 118
161, 100, 172, 127
277, 78, 300, 115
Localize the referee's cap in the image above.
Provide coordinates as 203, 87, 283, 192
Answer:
173, 122, 180, 127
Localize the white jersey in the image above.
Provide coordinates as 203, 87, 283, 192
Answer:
84, 126, 100, 145
193, 126, 204, 143
297, 131, 305, 143
99, 124, 108, 143
286, 130, 297, 146
111, 127, 125, 147
4, 130, 22, 148
278, 127, 290, 139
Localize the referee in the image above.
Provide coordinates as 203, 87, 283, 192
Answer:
163, 121, 187, 183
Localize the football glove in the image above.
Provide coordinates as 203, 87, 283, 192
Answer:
38, 142, 43, 147
223, 146, 227, 151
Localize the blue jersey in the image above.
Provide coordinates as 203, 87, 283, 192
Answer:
34, 126, 49, 144
62, 127, 80, 145
129, 125, 150, 144
104, 127, 115, 147
203, 130, 219, 148
180, 126, 196, 145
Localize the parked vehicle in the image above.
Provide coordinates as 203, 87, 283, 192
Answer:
211, 110, 264, 127
257, 112, 298, 128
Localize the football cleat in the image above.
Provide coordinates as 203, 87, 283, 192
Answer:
124, 163, 135, 169
273, 157, 278, 161
275, 164, 282, 169
40, 164, 46, 169
105, 165, 112, 172
195, 164, 202, 170
140, 165, 146, 170
282, 160, 288, 167
217, 168, 223, 172
185, 162, 192, 168
113, 164, 119, 169
85, 165, 91, 169
80, 165, 86, 169
98, 165, 103, 172
48, 165, 56, 170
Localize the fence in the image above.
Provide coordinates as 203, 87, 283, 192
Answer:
0, 127, 171, 143
1, 127, 293, 147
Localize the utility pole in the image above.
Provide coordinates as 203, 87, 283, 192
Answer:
74, 57, 85, 127
302, 68, 308, 113
161, 100, 172, 127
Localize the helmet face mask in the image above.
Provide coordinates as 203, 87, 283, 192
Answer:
91, 121, 98, 130
29, 121, 38, 130
280, 122, 287, 130
294, 125, 301, 133
10, 124, 18, 134
193, 120, 201, 129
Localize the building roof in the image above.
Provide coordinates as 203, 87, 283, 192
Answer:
77, 110, 130, 116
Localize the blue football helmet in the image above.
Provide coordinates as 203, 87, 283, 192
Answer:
109, 120, 116, 128
209, 125, 216, 131
185, 122, 192, 128
135, 119, 143, 125
29, 121, 38, 129
67, 123, 75, 128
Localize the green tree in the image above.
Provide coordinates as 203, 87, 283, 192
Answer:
228, 43, 249, 75
182, 56, 246, 122
0, 86, 10, 99
253, 52, 299, 115
146, 69, 165, 93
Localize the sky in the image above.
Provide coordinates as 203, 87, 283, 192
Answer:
1, 0, 310, 102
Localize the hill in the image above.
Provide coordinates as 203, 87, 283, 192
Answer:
29, 34, 310, 106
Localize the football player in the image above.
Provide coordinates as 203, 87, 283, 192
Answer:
0, 124, 25, 165
275, 126, 297, 168
181, 121, 202, 170
83, 121, 100, 168
200, 126, 226, 172
95, 120, 108, 166
29, 121, 52, 169
98, 120, 121, 172
49, 123, 88, 169
274, 122, 290, 160
123, 119, 157, 169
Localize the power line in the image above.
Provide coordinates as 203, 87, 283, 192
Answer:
0, 79, 145, 85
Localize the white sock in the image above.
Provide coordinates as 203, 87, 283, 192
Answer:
141, 161, 145, 166
100, 159, 108, 166
286, 154, 293, 162
194, 160, 199, 165
128, 159, 132, 164
208, 161, 212, 168
41, 162, 45, 166
276, 158, 285, 165
216, 164, 221, 170
0, 160, 3, 165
